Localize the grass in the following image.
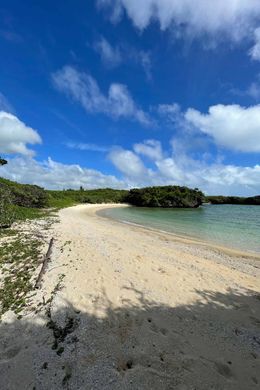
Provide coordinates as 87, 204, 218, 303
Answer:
47, 197, 78, 209
11, 205, 48, 220
0, 204, 52, 230
0, 233, 42, 317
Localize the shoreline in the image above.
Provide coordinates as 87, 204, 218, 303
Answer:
95, 203, 260, 260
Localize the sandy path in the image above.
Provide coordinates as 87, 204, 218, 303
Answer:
0, 204, 260, 389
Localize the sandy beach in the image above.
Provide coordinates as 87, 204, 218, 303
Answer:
0, 204, 260, 389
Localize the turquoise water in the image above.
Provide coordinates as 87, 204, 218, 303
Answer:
98, 205, 260, 254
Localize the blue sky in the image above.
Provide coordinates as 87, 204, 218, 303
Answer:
0, 0, 260, 195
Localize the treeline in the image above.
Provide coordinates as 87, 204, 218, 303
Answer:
1, 174, 260, 228
0, 177, 48, 208
0, 178, 128, 227
47, 188, 128, 208
0, 177, 49, 227
124, 186, 204, 208
206, 195, 260, 205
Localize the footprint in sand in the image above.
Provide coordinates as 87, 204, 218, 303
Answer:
0, 345, 21, 361
214, 361, 233, 379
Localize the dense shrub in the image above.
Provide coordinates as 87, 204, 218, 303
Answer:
124, 186, 204, 208
0, 178, 48, 208
0, 185, 15, 228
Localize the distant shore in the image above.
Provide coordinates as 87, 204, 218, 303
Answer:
1, 203, 259, 389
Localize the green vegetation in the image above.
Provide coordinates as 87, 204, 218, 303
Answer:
124, 186, 204, 208
206, 195, 260, 205
47, 188, 128, 209
0, 177, 48, 208
0, 234, 42, 316
1, 173, 259, 229
0, 157, 7, 166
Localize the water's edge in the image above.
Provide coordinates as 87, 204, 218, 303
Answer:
97, 204, 260, 255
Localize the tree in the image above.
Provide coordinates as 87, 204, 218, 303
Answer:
0, 157, 7, 166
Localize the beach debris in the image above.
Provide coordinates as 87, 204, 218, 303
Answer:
35, 237, 54, 289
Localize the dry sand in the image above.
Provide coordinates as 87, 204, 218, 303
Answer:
0, 204, 260, 389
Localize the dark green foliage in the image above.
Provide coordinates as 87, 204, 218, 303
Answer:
207, 195, 260, 205
0, 177, 206, 216
0, 157, 7, 166
124, 186, 204, 208
0, 177, 48, 208
0, 178, 48, 227
0, 184, 14, 228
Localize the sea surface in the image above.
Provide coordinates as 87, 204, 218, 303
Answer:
98, 204, 260, 254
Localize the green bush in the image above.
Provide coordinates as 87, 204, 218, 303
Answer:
0, 178, 48, 208
0, 185, 15, 228
206, 195, 260, 205
124, 186, 204, 208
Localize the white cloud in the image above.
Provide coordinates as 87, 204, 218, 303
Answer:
185, 104, 260, 152
134, 139, 163, 160
127, 48, 152, 80
0, 93, 14, 113
94, 36, 152, 79
66, 142, 109, 152
1, 137, 259, 195
52, 65, 151, 125
108, 141, 260, 196
109, 148, 149, 179
247, 81, 260, 99
157, 103, 184, 127
0, 111, 41, 156
155, 153, 260, 196
0, 156, 124, 190
94, 37, 122, 67
249, 27, 260, 60
244, 74, 260, 99
98, 1, 260, 45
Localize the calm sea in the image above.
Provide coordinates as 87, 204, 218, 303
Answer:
98, 204, 260, 254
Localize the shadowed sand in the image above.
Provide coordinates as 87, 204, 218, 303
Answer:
0, 204, 259, 389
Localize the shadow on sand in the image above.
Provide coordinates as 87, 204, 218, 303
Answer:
0, 287, 259, 390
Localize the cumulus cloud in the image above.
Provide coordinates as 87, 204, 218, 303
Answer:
0, 156, 124, 190
185, 104, 260, 152
1, 137, 259, 195
52, 66, 151, 125
155, 153, 260, 196
0, 111, 41, 156
97, 0, 260, 41
108, 140, 260, 196
94, 37, 122, 67
249, 27, 260, 61
109, 148, 149, 180
134, 139, 163, 160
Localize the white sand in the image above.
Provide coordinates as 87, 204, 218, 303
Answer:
0, 204, 259, 389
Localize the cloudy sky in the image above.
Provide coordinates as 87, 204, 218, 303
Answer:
0, 0, 260, 195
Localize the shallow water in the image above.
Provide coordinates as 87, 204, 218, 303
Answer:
98, 204, 260, 254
